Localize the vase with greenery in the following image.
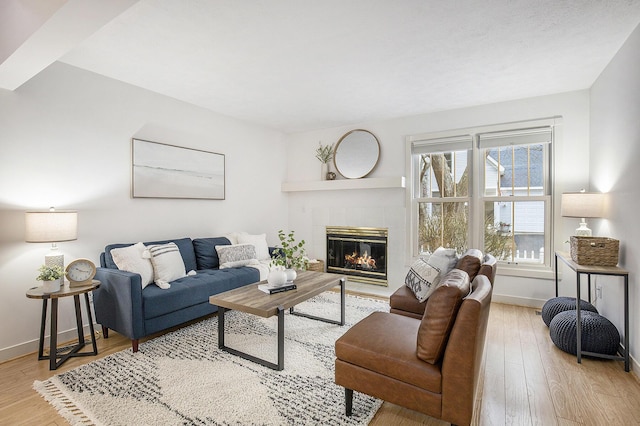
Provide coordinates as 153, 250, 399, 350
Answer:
270, 230, 309, 282
36, 264, 63, 293
315, 142, 334, 180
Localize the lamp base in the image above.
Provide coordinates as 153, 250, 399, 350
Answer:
45, 251, 64, 288
575, 219, 592, 237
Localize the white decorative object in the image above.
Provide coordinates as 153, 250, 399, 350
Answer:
267, 269, 287, 287
284, 269, 297, 283
321, 163, 328, 180
42, 280, 61, 293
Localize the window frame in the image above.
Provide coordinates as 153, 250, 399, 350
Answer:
406, 118, 560, 279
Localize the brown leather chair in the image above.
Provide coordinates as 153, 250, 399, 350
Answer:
335, 274, 493, 426
390, 252, 497, 319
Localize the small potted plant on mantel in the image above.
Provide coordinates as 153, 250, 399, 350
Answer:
36, 264, 63, 293
269, 230, 309, 286
315, 142, 335, 180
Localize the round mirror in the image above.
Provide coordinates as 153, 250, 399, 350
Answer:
334, 129, 380, 179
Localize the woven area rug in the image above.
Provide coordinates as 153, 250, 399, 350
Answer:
34, 291, 388, 425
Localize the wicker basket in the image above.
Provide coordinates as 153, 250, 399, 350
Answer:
569, 236, 619, 266
307, 260, 325, 272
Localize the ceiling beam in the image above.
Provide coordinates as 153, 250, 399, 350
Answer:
0, 0, 138, 90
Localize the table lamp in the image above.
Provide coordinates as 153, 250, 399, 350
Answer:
25, 207, 78, 286
561, 191, 604, 236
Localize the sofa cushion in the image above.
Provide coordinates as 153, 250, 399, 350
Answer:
455, 249, 483, 282
389, 286, 427, 318
193, 237, 231, 269
104, 237, 197, 272
416, 269, 470, 364
143, 267, 259, 319
110, 242, 154, 288
335, 311, 443, 393
405, 258, 441, 302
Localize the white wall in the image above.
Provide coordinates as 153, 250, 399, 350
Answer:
285, 91, 591, 302
0, 62, 288, 361
590, 23, 640, 369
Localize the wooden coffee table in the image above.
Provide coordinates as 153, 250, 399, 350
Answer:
209, 270, 346, 371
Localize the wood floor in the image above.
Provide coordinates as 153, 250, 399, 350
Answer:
1, 302, 639, 426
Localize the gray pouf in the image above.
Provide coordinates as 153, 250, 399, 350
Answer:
549, 310, 620, 356
541, 296, 598, 326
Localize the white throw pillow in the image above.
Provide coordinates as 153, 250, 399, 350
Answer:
237, 233, 270, 260
223, 231, 243, 245
215, 244, 257, 268
110, 242, 154, 289
405, 258, 441, 302
427, 247, 459, 276
143, 243, 186, 289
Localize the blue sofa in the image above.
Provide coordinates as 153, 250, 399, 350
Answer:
93, 237, 261, 352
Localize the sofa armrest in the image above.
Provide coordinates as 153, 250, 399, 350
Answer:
93, 267, 145, 340
441, 275, 493, 426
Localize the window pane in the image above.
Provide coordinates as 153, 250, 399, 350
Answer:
418, 151, 469, 198
484, 144, 545, 196
484, 201, 545, 263
418, 201, 468, 254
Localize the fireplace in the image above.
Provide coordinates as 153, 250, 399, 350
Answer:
326, 226, 388, 286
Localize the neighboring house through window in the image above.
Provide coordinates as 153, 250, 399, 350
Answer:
406, 118, 560, 276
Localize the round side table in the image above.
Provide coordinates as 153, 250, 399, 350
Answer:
26, 280, 100, 370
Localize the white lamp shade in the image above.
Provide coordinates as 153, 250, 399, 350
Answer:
561, 192, 605, 218
25, 211, 78, 242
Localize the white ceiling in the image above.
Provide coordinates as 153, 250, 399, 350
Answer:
7, 1, 640, 133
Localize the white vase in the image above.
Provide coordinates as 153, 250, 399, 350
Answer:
321, 163, 328, 180
42, 280, 61, 293
284, 269, 297, 283
267, 270, 287, 287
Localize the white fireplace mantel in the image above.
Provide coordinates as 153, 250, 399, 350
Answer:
281, 176, 405, 192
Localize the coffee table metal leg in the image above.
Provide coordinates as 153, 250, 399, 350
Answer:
290, 278, 346, 326
218, 306, 226, 348
218, 306, 285, 371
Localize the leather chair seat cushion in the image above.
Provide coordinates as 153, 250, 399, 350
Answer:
417, 269, 470, 364
335, 311, 442, 393
389, 286, 427, 317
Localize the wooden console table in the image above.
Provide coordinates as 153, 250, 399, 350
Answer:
554, 251, 629, 371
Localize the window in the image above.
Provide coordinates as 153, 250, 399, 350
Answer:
407, 119, 558, 275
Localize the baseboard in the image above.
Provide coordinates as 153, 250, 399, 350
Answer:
492, 293, 546, 309
0, 324, 96, 364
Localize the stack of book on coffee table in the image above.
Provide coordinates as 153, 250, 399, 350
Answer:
258, 283, 297, 294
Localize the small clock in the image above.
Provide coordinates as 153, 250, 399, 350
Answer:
65, 259, 96, 287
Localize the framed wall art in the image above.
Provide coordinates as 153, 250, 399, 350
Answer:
132, 138, 225, 200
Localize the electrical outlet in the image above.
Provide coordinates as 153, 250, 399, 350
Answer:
596, 285, 603, 299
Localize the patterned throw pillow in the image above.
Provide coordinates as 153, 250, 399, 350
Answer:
143, 242, 187, 289
405, 258, 441, 302
215, 244, 258, 269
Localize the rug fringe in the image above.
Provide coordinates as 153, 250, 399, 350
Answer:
33, 377, 99, 426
